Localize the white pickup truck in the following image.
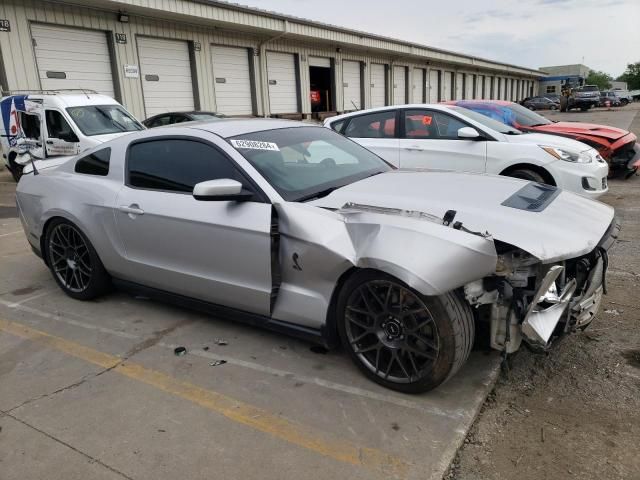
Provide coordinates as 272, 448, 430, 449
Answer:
1, 90, 144, 181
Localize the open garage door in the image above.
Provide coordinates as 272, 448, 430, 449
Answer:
31, 24, 115, 97
342, 60, 362, 111
371, 63, 386, 108
266, 52, 299, 115
211, 45, 253, 116
138, 37, 195, 118
428, 69, 440, 103
392, 66, 407, 105
412, 68, 425, 103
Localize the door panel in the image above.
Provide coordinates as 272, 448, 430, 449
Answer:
343, 110, 399, 166
399, 109, 486, 172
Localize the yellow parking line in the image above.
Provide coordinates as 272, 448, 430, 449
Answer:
0, 318, 410, 478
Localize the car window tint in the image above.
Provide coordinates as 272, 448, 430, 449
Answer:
171, 115, 190, 124
149, 115, 172, 127
46, 110, 75, 139
344, 111, 396, 138
75, 148, 110, 176
127, 139, 244, 193
403, 110, 467, 139
330, 119, 345, 133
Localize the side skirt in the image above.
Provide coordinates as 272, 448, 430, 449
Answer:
111, 278, 328, 347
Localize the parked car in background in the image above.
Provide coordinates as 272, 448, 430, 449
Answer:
446, 100, 640, 176
325, 104, 609, 198
15, 119, 618, 393
523, 96, 560, 110
0, 91, 143, 181
611, 89, 633, 105
599, 91, 626, 107
143, 111, 225, 128
566, 84, 601, 111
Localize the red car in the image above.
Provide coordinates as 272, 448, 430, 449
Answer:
446, 100, 640, 176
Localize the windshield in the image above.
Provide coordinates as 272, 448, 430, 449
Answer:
190, 112, 225, 121
66, 105, 144, 136
230, 126, 392, 202
504, 103, 552, 127
447, 106, 521, 134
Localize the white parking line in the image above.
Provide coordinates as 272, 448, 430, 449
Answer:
0, 230, 22, 238
0, 297, 465, 418
5, 289, 54, 307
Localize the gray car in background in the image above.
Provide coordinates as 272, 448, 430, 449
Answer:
522, 96, 560, 110
15, 120, 617, 393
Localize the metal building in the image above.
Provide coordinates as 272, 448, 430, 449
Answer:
0, 0, 543, 121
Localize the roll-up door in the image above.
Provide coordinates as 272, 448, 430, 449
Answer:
211, 45, 253, 116
371, 63, 387, 108
465, 74, 474, 99
393, 66, 407, 104
428, 69, 440, 103
31, 24, 115, 97
443, 72, 453, 101
266, 51, 299, 114
484, 76, 492, 99
455, 73, 464, 100
342, 60, 362, 110
412, 68, 425, 103
476, 75, 484, 99
138, 37, 195, 117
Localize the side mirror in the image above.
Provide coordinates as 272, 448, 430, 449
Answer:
457, 126, 481, 140
60, 132, 79, 143
193, 179, 253, 201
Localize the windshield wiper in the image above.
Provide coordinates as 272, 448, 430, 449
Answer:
298, 186, 340, 202
94, 107, 127, 132
503, 130, 521, 135
528, 123, 549, 127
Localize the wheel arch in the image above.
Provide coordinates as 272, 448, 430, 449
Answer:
500, 163, 557, 186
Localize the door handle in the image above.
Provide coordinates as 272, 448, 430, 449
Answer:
46, 140, 54, 145
404, 145, 425, 151
118, 205, 145, 216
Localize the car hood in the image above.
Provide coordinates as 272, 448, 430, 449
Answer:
529, 122, 629, 141
310, 171, 614, 263
504, 132, 593, 152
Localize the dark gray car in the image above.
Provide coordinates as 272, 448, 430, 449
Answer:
523, 96, 559, 111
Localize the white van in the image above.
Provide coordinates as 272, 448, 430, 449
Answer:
1, 90, 144, 181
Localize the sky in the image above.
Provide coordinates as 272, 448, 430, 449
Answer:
237, 0, 640, 77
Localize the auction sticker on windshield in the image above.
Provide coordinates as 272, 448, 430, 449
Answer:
230, 139, 280, 151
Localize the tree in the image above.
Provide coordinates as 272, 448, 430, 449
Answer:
617, 62, 640, 90
585, 70, 612, 90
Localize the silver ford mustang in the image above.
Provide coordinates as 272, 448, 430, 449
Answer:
15, 119, 618, 393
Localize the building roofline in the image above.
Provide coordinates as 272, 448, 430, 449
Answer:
193, 0, 545, 76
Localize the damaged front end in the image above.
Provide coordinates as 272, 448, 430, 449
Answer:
465, 219, 620, 353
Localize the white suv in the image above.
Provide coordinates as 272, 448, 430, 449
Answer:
324, 104, 609, 198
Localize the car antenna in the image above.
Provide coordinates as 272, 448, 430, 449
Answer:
351, 100, 361, 111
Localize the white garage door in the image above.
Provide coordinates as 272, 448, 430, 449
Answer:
412, 68, 425, 103
455, 73, 464, 100
266, 51, 298, 114
428, 69, 440, 103
485, 77, 492, 99
476, 75, 483, 99
138, 37, 194, 117
342, 60, 361, 111
370, 64, 386, 108
31, 24, 115, 97
443, 72, 453, 101
211, 45, 253, 116
393, 66, 407, 105
465, 74, 474, 99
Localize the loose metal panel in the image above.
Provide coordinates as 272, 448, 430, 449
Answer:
31, 24, 115, 97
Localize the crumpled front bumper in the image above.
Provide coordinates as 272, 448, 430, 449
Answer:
521, 219, 620, 348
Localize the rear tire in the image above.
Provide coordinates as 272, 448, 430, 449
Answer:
505, 168, 547, 184
337, 270, 474, 393
8, 155, 23, 182
621, 99, 629, 106
44, 219, 111, 300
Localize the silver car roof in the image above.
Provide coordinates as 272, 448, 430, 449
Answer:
184, 118, 310, 138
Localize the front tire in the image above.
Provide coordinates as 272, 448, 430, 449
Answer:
8, 155, 23, 182
45, 219, 111, 300
505, 168, 547, 184
337, 270, 474, 393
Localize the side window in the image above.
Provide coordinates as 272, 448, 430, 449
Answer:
45, 110, 77, 141
148, 115, 172, 128
17, 112, 41, 140
171, 115, 190, 124
403, 110, 467, 140
329, 119, 345, 134
127, 139, 246, 193
344, 111, 396, 139
75, 148, 110, 176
